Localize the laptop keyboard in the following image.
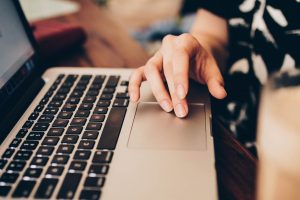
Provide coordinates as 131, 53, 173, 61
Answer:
0, 74, 129, 199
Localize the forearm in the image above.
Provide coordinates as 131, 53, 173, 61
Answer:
190, 9, 229, 73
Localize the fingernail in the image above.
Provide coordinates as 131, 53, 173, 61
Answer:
160, 100, 173, 112
175, 104, 186, 118
176, 84, 186, 99
130, 93, 138, 102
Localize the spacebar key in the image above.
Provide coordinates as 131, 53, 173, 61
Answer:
97, 107, 126, 150
57, 173, 82, 199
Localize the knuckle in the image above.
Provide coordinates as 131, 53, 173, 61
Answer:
179, 33, 192, 41
144, 62, 156, 76
162, 34, 175, 44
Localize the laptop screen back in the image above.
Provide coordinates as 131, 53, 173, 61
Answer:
0, 0, 40, 144
0, 0, 37, 106
0, 0, 34, 89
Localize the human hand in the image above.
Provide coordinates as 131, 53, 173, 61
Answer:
129, 33, 227, 118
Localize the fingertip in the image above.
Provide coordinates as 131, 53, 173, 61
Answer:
211, 85, 227, 99
160, 100, 173, 112
174, 103, 188, 118
130, 91, 139, 102
207, 79, 227, 99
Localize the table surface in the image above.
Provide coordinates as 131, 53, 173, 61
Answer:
42, 0, 257, 199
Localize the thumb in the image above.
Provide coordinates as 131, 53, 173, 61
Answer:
197, 55, 227, 99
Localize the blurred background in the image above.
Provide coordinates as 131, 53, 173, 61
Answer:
20, 0, 196, 56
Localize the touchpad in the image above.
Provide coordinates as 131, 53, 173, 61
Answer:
128, 103, 207, 151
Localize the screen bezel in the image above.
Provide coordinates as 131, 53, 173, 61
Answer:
0, 0, 43, 142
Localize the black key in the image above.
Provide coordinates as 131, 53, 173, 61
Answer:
35, 105, 44, 113
102, 87, 115, 94
75, 110, 90, 117
120, 80, 129, 86
14, 150, 32, 161
0, 159, 7, 170
113, 99, 129, 107
57, 88, 70, 95
74, 85, 86, 91
42, 137, 60, 146
45, 91, 54, 98
44, 107, 59, 115
48, 128, 64, 136
22, 121, 33, 129
49, 100, 63, 107
58, 112, 73, 119
61, 82, 73, 88
2, 148, 15, 159
106, 75, 120, 88
86, 123, 102, 131
37, 146, 54, 156
38, 115, 54, 123
31, 156, 49, 166
78, 103, 93, 111
0, 186, 11, 197
93, 107, 108, 114
82, 131, 98, 140
62, 104, 77, 112
88, 164, 109, 175
97, 100, 110, 107
10, 138, 22, 148
29, 112, 39, 120
83, 96, 96, 103
78, 140, 95, 149
57, 145, 74, 154
52, 119, 69, 127
67, 97, 80, 104
90, 114, 105, 122
81, 75, 92, 80
97, 107, 126, 150
24, 168, 43, 178
7, 161, 26, 171
66, 126, 82, 134
52, 154, 69, 164
46, 166, 64, 176
65, 74, 78, 82
35, 178, 58, 199
0, 172, 19, 183
71, 118, 86, 126
12, 180, 36, 197
80, 190, 101, 200
62, 135, 79, 144
57, 173, 82, 199
100, 94, 113, 100
116, 92, 130, 99
39, 98, 49, 105
93, 75, 106, 84
52, 94, 67, 101
70, 91, 83, 98
21, 141, 39, 150
69, 161, 86, 171
92, 151, 113, 163
26, 132, 44, 140
16, 129, 28, 138
89, 84, 102, 90
86, 90, 99, 96
32, 123, 49, 131
84, 176, 105, 187
74, 150, 91, 160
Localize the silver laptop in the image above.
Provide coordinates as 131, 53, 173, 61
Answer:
0, 0, 218, 199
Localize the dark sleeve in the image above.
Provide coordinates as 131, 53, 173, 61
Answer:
181, 0, 244, 19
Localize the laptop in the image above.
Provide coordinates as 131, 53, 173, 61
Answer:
0, 0, 218, 199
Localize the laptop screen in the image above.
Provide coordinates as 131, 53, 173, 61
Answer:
0, 0, 36, 104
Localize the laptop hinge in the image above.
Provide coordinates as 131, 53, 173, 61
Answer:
0, 77, 45, 144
